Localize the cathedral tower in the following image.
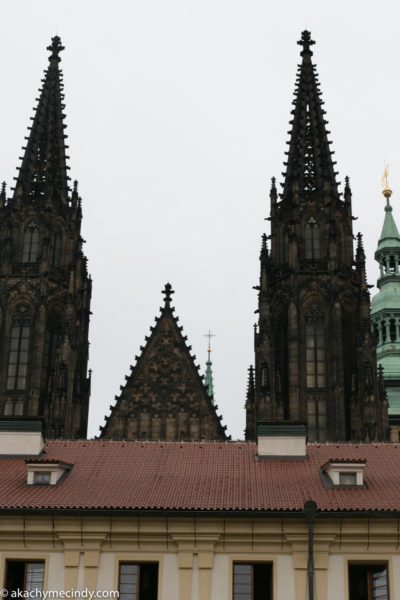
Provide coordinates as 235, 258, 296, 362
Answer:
371, 179, 400, 440
246, 32, 388, 442
0, 37, 91, 438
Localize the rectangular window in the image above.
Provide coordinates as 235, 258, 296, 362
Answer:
349, 563, 389, 600
33, 472, 51, 485
233, 563, 272, 600
339, 472, 357, 486
5, 561, 44, 594
119, 563, 158, 600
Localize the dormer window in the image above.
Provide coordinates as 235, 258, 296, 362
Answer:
339, 472, 357, 486
26, 461, 72, 485
322, 460, 366, 487
33, 471, 51, 485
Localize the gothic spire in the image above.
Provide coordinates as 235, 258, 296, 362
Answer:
282, 31, 338, 200
246, 366, 255, 407
204, 330, 215, 401
12, 36, 70, 205
356, 233, 368, 291
0, 182, 6, 207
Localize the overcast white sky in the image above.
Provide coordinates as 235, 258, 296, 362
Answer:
1, 0, 399, 439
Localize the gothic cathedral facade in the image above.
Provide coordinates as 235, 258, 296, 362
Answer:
245, 32, 388, 443
0, 32, 389, 442
0, 37, 91, 438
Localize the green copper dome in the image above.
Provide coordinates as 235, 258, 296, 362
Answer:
376, 203, 400, 252
371, 194, 400, 419
371, 283, 400, 313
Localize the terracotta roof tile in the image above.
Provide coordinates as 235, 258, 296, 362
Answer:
1, 441, 400, 512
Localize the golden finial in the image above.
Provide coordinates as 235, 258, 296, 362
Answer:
381, 164, 392, 200
204, 330, 215, 361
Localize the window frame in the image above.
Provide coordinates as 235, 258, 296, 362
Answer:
304, 217, 321, 260
32, 471, 51, 485
7, 313, 31, 391
4, 559, 46, 594
230, 559, 274, 600
116, 558, 162, 600
347, 560, 390, 600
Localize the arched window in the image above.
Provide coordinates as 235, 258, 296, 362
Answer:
51, 230, 62, 267
7, 310, 31, 390
305, 309, 326, 388
22, 223, 39, 263
305, 217, 321, 259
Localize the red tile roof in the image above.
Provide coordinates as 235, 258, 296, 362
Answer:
1, 440, 400, 512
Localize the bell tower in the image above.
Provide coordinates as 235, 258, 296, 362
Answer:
0, 37, 92, 438
246, 32, 388, 442
371, 175, 400, 440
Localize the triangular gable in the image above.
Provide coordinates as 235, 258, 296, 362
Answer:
100, 284, 228, 441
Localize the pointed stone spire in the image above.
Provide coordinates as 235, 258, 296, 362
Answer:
71, 179, 79, 207
12, 36, 70, 205
282, 31, 338, 200
245, 365, 256, 440
204, 330, 215, 401
260, 233, 268, 260
344, 175, 352, 204
0, 182, 6, 207
356, 233, 368, 291
246, 365, 255, 408
270, 176, 277, 213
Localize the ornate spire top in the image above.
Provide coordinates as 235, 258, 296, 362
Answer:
270, 176, 277, 206
204, 330, 215, 400
246, 366, 255, 405
204, 330, 215, 360
260, 233, 269, 260
381, 164, 393, 204
0, 182, 6, 206
344, 175, 352, 199
281, 32, 338, 201
12, 36, 70, 205
71, 179, 79, 206
297, 30, 315, 56
162, 283, 175, 308
377, 179, 400, 252
47, 35, 64, 63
